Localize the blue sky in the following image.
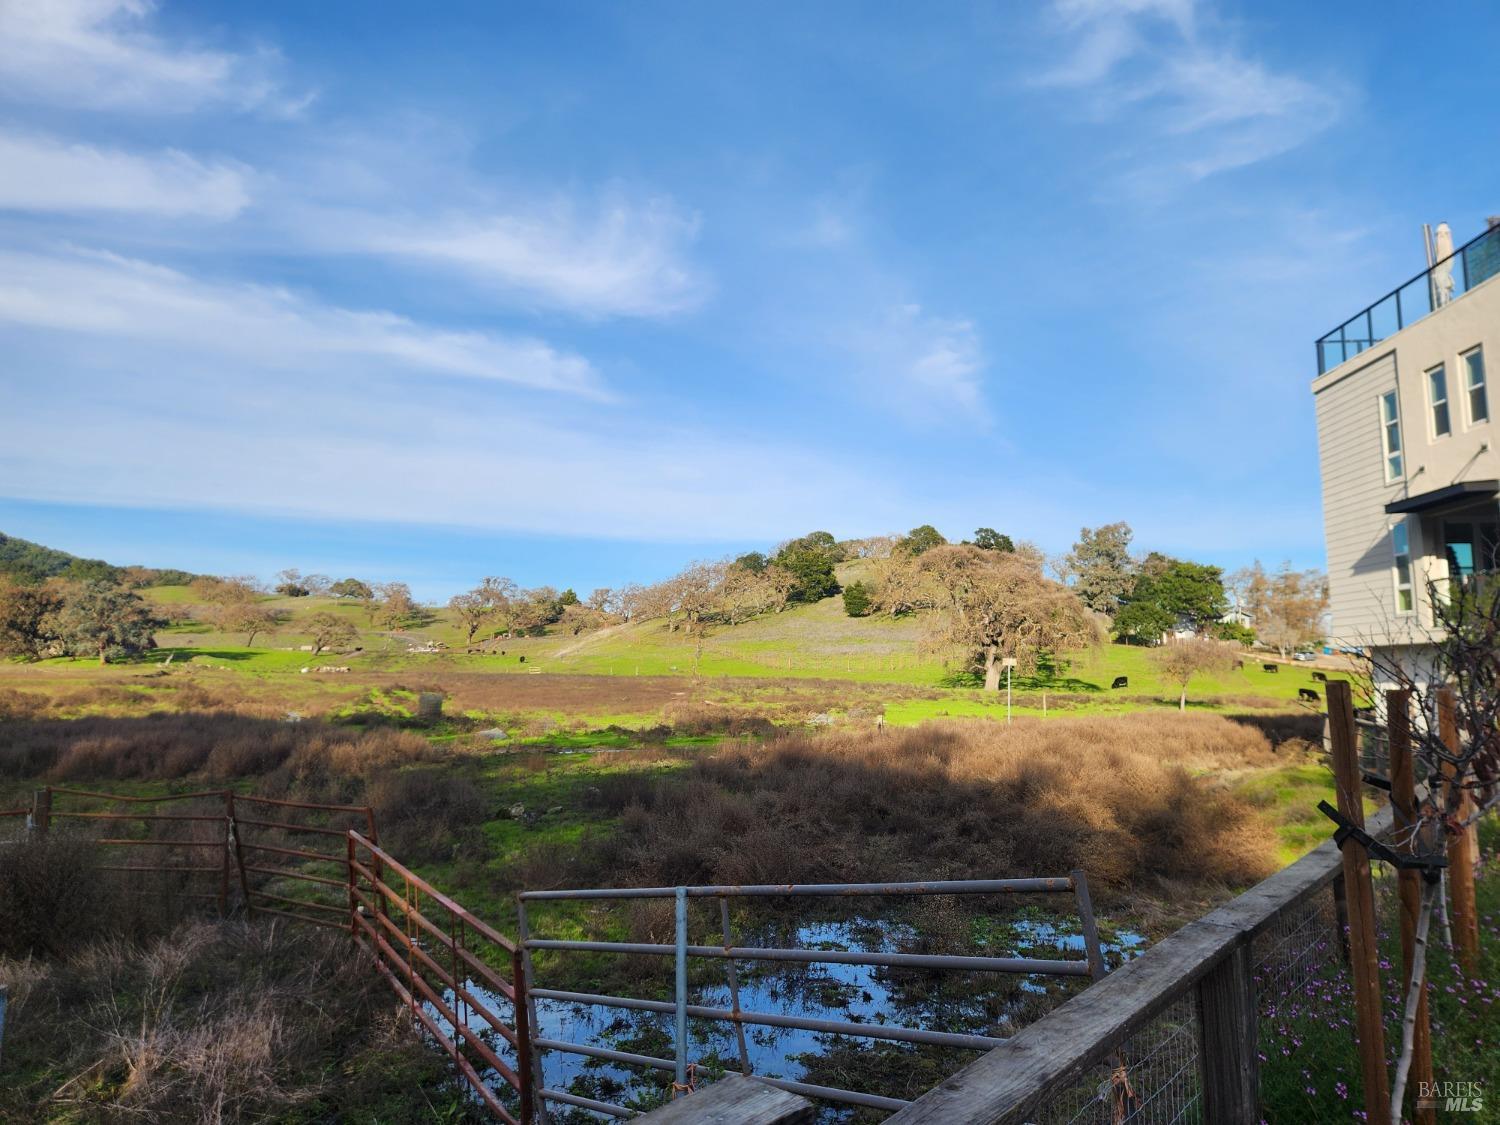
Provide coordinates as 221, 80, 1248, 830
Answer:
2, 1, 1497, 600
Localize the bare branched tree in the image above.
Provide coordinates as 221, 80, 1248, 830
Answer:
1362, 572, 1499, 1122
1231, 561, 1328, 656
874, 544, 1098, 690
1151, 635, 1238, 711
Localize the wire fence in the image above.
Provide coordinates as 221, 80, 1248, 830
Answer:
1029, 995, 1202, 1125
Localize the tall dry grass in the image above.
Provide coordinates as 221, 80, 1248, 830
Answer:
0, 833, 117, 957
587, 713, 1280, 898
0, 712, 440, 784
0, 919, 480, 1122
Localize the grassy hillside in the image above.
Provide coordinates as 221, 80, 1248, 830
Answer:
107, 577, 1350, 723
0, 531, 196, 586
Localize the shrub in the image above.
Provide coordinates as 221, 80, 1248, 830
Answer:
0, 713, 438, 784
0, 688, 49, 721
368, 767, 490, 863
842, 581, 872, 617
593, 714, 1278, 899
0, 833, 115, 957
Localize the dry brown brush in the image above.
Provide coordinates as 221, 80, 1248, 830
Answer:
588, 714, 1279, 898
0, 919, 479, 1122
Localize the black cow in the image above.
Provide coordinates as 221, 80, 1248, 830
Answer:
1298, 688, 1319, 702
1312, 671, 1327, 683
1263, 663, 1278, 673
1111, 676, 1128, 689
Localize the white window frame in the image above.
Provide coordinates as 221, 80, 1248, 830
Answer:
1462, 346, 1489, 426
1391, 520, 1414, 615
1426, 363, 1451, 439
1380, 390, 1404, 482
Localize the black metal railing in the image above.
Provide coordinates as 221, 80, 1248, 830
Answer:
1317, 224, 1500, 374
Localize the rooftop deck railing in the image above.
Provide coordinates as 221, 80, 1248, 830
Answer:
1317, 223, 1500, 374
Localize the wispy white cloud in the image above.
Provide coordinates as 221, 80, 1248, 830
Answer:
294, 192, 708, 318
1038, 0, 1341, 183
0, 339, 899, 542
0, 247, 604, 397
815, 301, 989, 424
0, 0, 308, 115
0, 129, 250, 217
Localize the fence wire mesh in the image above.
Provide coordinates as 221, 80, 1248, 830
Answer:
1025, 994, 1202, 1125
1253, 884, 1364, 1121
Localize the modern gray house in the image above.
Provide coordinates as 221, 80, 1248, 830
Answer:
1313, 219, 1500, 687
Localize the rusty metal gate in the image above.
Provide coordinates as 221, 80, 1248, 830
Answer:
348, 830, 534, 1124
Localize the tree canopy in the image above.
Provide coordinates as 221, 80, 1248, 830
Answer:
874, 544, 1097, 689
53, 581, 162, 665
1064, 522, 1135, 616
771, 531, 842, 603
1115, 555, 1228, 643
1232, 562, 1327, 656
1152, 636, 1238, 710
895, 524, 948, 556
971, 528, 1015, 552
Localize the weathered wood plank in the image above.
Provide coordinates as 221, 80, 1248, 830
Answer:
884, 915, 1242, 1124
1329, 679, 1392, 1125
1196, 943, 1258, 1123
1438, 688, 1481, 974
633, 1076, 814, 1124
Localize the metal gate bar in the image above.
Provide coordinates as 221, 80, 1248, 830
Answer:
517, 871, 1106, 1120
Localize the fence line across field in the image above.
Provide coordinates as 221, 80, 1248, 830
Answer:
515, 872, 1108, 1120
22, 786, 377, 928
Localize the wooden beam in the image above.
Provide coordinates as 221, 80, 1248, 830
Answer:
632, 1076, 813, 1123
1327, 680, 1392, 1125
1196, 943, 1258, 1123
1437, 688, 1480, 975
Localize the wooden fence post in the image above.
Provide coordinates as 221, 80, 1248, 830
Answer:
1388, 689, 1436, 1125
1196, 943, 1258, 1123
1327, 681, 1391, 1125
31, 787, 50, 834
1436, 688, 1480, 975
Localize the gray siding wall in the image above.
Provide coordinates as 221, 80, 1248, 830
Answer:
1312, 274, 1500, 650
1314, 351, 1408, 645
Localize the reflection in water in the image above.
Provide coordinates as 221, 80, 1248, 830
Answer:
424, 915, 1145, 1119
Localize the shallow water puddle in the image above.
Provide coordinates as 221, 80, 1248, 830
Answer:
424, 914, 1146, 1117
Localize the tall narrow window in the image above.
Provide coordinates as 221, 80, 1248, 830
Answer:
1392, 521, 1414, 614
1381, 391, 1403, 480
1464, 347, 1489, 424
1428, 364, 1451, 437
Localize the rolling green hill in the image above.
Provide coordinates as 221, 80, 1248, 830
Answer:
0, 531, 196, 586
125, 569, 1339, 716
3, 539, 1344, 719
